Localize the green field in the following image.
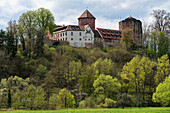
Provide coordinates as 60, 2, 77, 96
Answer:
0, 107, 170, 113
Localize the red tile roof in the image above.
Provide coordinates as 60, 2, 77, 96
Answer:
54, 25, 84, 32
97, 28, 122, 39
78, 10, 96, 19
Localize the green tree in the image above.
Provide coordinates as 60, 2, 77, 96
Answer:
31, 64, 48, 86
24, 84, 46, 109
157, 31, 169, 58
155, 54, 170, 84
120, 28, 134, 50
149, 31, 158, 59
153, 75, 170, 106
18, 10, 36, 58
121, 56, 145, 106
58, 88, 75, 108
0, 76, 30, 108
92, 58, 115, 77
49, 94, 60, 109
0, 29, 6, 50
140, 56, 157, 105
33, 8, 55, 58
35, 8, 55, 34
117, 93, 133, 109
93, 74, 121, 104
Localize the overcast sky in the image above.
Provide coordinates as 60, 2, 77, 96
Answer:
0, 0, 169, 30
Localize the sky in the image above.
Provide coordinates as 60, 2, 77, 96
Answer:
0, 0, 170, 30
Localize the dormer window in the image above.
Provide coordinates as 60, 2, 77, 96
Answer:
86, 29, 91, 33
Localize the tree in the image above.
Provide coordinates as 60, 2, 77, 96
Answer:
35, 8, 55, 34
93, 74, 121, 104
149, 31, 158, 59
117, 93, 133, 109
33, 8, 55, 58
121, 56, 145, 106
0, 76, 30, 108
18, 10, 36, 58
17, 24, 26, 54
23, 84, 46, 109
153, 75, 170, 106
157, 31, 169, 58
140, 56, 157, 106
120, 28, 134, 50
92, 58, 115, 77
58, 88, 75, 108
49, 94, 60, 109
155, 54, 170, 84
0, 29, 6, 50
152, 10, 170, 36
30, 64, 48, 86
6, 20, 18, 58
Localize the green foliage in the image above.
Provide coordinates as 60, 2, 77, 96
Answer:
121, 28, 134, 50
155, 54, 170, 84
117, 93, 133, 108
93, 74, 121, 103
153, 75, 170, 106
79, 97, 96, 108
92, 58, 115, 77
157, 31, 169, 58
121, 56, 145, 95
35, 8, 55, 34
23, 84, 46, 109
49, 94, 60, 109
100, 98, 116, 108
57, 88, 75, 108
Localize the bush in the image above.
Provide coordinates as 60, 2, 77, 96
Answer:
117, 93, 133, 108
78, 97, 96, 108
100, 98, 116, 108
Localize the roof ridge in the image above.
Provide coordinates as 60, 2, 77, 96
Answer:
78, 9, 96, 19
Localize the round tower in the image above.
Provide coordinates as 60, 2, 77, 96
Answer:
119, 16, 142, 43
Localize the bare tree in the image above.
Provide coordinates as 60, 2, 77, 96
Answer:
152, 10, 170, 36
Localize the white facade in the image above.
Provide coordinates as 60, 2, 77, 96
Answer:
54, 25, 94, 48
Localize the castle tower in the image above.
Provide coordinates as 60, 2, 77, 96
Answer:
78, 10, 96, 31
119, 16, 142, 43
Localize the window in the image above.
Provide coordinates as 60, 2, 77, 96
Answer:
79, 32, 81, 36
63, 33, 64, 36
86, 30, 91, 33
71, 38, 73, 41
79, 38, 81, 41
71, 32, 73, 36
83, 22, 86, 25
66, 32, 67, 36
60, 34, 62, 37
88, 39, 90, 41
107, 34, 110, 36
66, 38, 67, 41
85, 39, 87, 41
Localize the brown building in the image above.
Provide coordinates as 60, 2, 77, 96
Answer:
97, 28, 121, 47
78, 10, 96, 31
119, 16, 142, 43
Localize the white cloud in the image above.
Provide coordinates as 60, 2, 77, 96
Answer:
0, 0, 169, 30
96, 17, 120, 30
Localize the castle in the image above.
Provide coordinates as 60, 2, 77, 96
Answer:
46, 10, 142, 47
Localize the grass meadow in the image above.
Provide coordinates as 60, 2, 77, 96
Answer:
0, 107, 170, 113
